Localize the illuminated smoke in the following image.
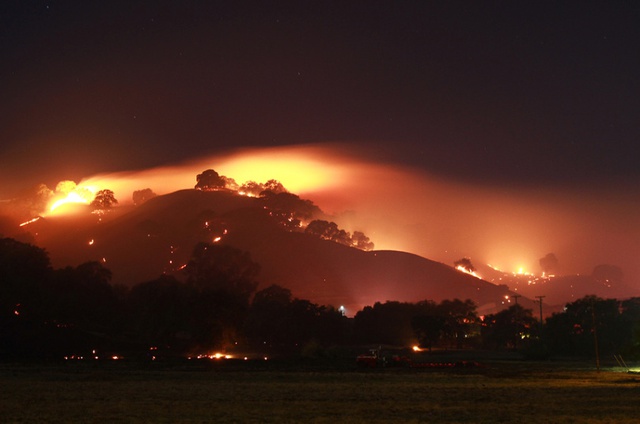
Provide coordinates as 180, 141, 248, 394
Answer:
76, 145, 349, 203
42, 180, 97, 215
27, 143, 640, 284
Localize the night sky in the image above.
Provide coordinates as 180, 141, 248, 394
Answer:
2, 1, 639, 189
1, 2, 639, 285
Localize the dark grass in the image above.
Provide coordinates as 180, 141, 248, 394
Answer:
1, 359, 640, 423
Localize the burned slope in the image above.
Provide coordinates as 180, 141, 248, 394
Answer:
225, 215, 520, 314
30, 189, 520, 313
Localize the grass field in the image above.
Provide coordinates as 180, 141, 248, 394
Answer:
1, 359, 639, 423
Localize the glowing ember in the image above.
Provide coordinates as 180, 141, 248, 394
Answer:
513, 267, 535, 276
193, 352, 232, 359
19, 216, 41, 227
455, 265, 482, 279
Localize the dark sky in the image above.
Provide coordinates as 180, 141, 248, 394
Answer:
2, 1, 639, 194
1, 1, 639, 291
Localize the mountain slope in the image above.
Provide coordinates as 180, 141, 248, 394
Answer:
28, 190, 529, 314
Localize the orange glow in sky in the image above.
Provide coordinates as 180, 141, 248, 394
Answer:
20, 143, 640, 282
75, 145, 349, 204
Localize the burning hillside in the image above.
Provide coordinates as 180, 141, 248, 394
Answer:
10, 187, 526, 315
2, 145, 637, 311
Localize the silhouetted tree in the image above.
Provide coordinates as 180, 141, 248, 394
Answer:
539, 253, 559, 275
46, 261, 117, 332
0, 238, 51, 319
482, 304, 538, 350
252, 284, 293, 307
545, 295, 627, 357
245, 285, 349, 351
239, 181, 263, 197
333, 229, 352, 246
186, 243, 259, 297
438, 299, 479, 348
91, 189, 118, 209
354, 301, 420, 346
0, 238, 54, 358
352, 231, 374, 251
127, 275, 194, 351
221, 176, 239, 191
454, 258, 476, 273
244, 285, 293, 348
261, 179, 287, 194
306, 220, 340, 241
285, 299, 335, 347
132, 188, 157, 205
262, 191, 322, 222
411, 300, 442, 351
195, 169, 225, 191
184, 243, 260, 348
620, 297, 640, 357
312, 304, 351, 347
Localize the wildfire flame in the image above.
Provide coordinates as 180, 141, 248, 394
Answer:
48, 187, 97, 214
19, 216, 41, 227
191, 352, 233, 360
455, 265, 482, 279
12, 143, 636, 284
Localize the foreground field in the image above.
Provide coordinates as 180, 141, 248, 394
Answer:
1, 360, 639, 423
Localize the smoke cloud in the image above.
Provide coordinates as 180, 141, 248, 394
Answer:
5, 143, 639, 289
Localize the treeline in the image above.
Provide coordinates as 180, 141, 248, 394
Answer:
0, 237, 350, 359
192, 169, 375, 250
2, 237, 640, 360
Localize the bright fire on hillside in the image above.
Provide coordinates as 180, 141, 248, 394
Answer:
49, 190, 94, 213
19, 217, 41, 227
455, 266, 482, 279
8, 143, 637, 284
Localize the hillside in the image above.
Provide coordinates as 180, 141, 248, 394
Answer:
20, 190, 541, 314
474, 263, 638, 307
